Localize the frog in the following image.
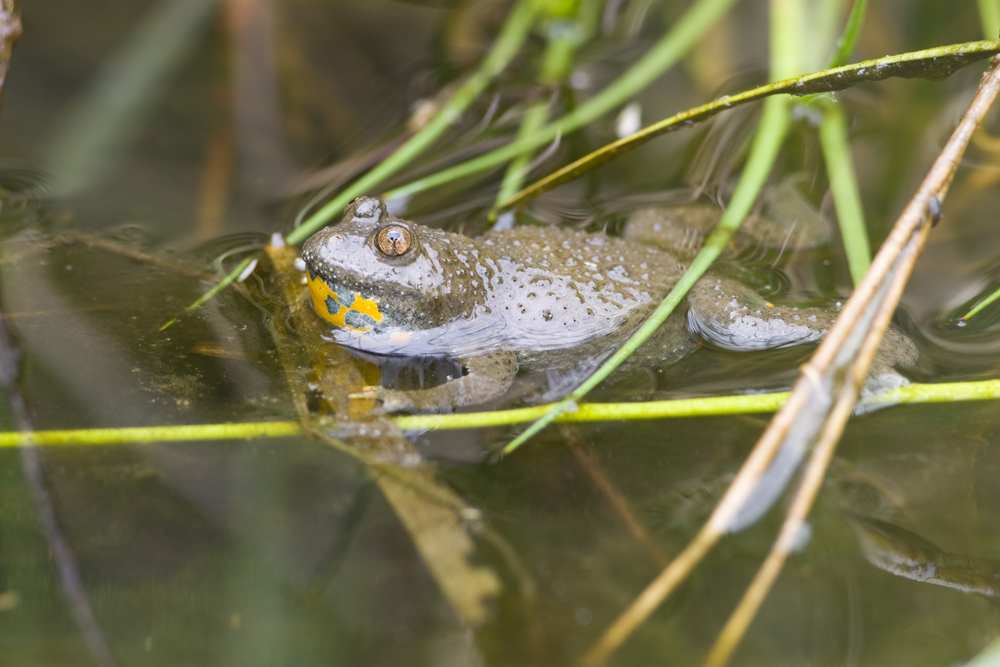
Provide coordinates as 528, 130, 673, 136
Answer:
300, 196, 917, 412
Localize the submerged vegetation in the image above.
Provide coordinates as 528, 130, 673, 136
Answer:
4, 1, 1000, 666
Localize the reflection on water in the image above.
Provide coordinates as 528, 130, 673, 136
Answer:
2, 1, 1000, 666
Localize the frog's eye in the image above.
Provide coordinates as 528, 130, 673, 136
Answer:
374, 224, 415, 258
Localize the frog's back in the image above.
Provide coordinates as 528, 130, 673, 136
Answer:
479, 225, 683, 364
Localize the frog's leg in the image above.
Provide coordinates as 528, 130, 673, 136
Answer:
861, 328, 920, 402
688, 275, 920, 399
686, 275, 836, 351
377, 351, 518, 413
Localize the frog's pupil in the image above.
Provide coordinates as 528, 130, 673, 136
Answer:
375, 225, 412, 257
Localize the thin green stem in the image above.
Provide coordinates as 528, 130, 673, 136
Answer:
964, 285, 1000, 320
284, 0, 537, 246
771, 0, 804, 81
0, 421, 302, 446
3, 379, 999, 445
384, 0, 739, 203
820, 101, 871, 285
160, 253, 255, 330
502, 96, 792, 454
501, 0, 803, 454
496, 100, 552, 206
980, 0, 1000, 40
495, 14, 583, 207
827, 0, 868, 68
498, 40, 1000, 212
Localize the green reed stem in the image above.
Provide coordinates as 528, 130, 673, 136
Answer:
502, 96, 792, 454
820, 101, 871, 285
498, 40, 1000, 211
496, 101, 552, 206
964, 286, 1000, 320
980, 0, 1000, 40
827, 0, 868, 69
501, 0, 803, 454
5, 379, 1000, 446
495, 14, 583, 207
384, 0, 739, 203
0, 421, 302, 446
284, 0, 536, 246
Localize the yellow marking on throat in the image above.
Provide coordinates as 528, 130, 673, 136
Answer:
305, 272, 383, 331
307, 272, 347, 327
350, 294, 383, 322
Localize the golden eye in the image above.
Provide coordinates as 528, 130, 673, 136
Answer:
374, 224, 414, 257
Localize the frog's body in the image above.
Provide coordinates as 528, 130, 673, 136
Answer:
302, 197, 916, 411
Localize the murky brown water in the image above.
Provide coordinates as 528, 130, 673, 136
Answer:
3, 1, 1000, 666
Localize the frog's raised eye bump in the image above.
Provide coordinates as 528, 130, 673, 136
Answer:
375, 224, 414, 258
348, 196, 385, 223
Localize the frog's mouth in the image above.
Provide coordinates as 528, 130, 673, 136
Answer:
306, 269, 384, 332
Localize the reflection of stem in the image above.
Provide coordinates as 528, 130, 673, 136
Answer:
19, 449, 119, 667
263, 241, 503, 627
307, 477, 376, 597
0, 308, 118, 665
562, 426, 670, 568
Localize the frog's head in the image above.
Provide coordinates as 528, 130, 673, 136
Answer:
301, 197, 487, 334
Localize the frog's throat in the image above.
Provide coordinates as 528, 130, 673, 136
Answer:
306, 270, 384, 332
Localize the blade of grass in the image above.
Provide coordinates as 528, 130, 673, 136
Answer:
502, 94, 791, 454
495, 25, 573, 206
495, 39, 1000, 213
963, 286, 1000, 320
496, 100, 553, 207
495, 0, 600, 207
384, 0, 740, 204
826, 0, 867, 69
814, 0, 871, 286
981, 0, 1000, 40
820, 101, 871, 285
46, 0, 221, 199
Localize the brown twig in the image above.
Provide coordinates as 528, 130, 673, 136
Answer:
702, 53, 1000, 667
581, 52, 1000, 667
703, 227, 928, 667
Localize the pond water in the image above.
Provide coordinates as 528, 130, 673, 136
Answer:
3, 1, 1000, 666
